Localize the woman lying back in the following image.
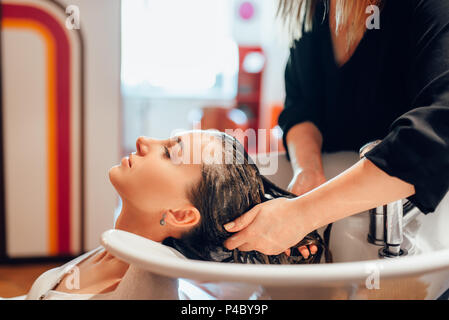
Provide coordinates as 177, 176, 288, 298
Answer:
23, 130, 331, 299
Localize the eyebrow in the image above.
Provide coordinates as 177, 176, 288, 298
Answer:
172, 136, 184, 154
177, 136, 184, 153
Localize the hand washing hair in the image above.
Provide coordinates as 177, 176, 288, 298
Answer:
163, 131, 332, 264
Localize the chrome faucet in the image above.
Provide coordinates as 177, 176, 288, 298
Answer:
359, 140, 423, 258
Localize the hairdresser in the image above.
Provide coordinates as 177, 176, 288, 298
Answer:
224, 0, 449, 256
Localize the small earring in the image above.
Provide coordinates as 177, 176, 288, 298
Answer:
160, 213, 167, 226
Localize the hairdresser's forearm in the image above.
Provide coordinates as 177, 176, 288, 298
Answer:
286, 121, 324, 174
293, 157, 416, 231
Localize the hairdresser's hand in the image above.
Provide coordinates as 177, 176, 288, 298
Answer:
287, 168, 327, 197
223, 197, 316, 257
287, 169, 326, 256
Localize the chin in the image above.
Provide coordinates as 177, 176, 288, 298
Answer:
108, 166, 123, 192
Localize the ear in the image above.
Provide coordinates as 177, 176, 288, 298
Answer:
166, 206, 201, 229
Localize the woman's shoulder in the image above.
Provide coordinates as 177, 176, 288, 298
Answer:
399, 0, 449, 60
407, 0, 449, 27
25, 246, 104, 300
410, 0, 449, 14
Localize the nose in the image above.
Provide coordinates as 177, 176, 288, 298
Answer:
136, 136, 152, 155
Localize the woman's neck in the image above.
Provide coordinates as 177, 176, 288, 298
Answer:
114, 201, 170, 242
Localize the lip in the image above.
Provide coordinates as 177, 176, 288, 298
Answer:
128, 153, 133, 167
121, 156, 130, 168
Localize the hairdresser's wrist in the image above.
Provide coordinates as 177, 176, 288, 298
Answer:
292, 163, 325, 177
286, 122, 324, 175
290, 150, 324, 175
285, 196, 322, 238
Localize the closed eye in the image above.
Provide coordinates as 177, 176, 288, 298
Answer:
163, 145, 171, 159
163, 136, 183, 160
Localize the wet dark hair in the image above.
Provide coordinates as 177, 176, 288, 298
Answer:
163, 131, 332, 264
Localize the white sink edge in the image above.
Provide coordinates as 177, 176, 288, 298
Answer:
101, 229, 449, 286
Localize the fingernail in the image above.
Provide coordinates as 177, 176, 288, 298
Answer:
224, 222, 235, 231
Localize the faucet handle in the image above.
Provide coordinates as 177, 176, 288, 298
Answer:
359, 140, 382, 159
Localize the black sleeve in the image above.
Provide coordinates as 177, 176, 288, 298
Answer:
365, 0, 449, 214
278, 46, 324, 162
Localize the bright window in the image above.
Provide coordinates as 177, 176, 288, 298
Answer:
121, 0, 239, 99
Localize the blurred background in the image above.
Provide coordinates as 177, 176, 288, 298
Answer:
0, 0, 290, 296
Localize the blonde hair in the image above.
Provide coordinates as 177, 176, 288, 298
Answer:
277, 0, 382, 48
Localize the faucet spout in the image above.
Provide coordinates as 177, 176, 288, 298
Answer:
383, 200, 404, 256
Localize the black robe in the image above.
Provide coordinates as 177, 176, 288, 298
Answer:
278, 0, 449, 214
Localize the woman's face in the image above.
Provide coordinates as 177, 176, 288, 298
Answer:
109, 130, 223, 241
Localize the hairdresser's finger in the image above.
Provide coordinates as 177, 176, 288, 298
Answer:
224, 206, 260, 233
299, 246, 310, 259
310, 245, 318, 254
284, 249, 291, 257
236, 243, 256, 252
224, 233, 248, 250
